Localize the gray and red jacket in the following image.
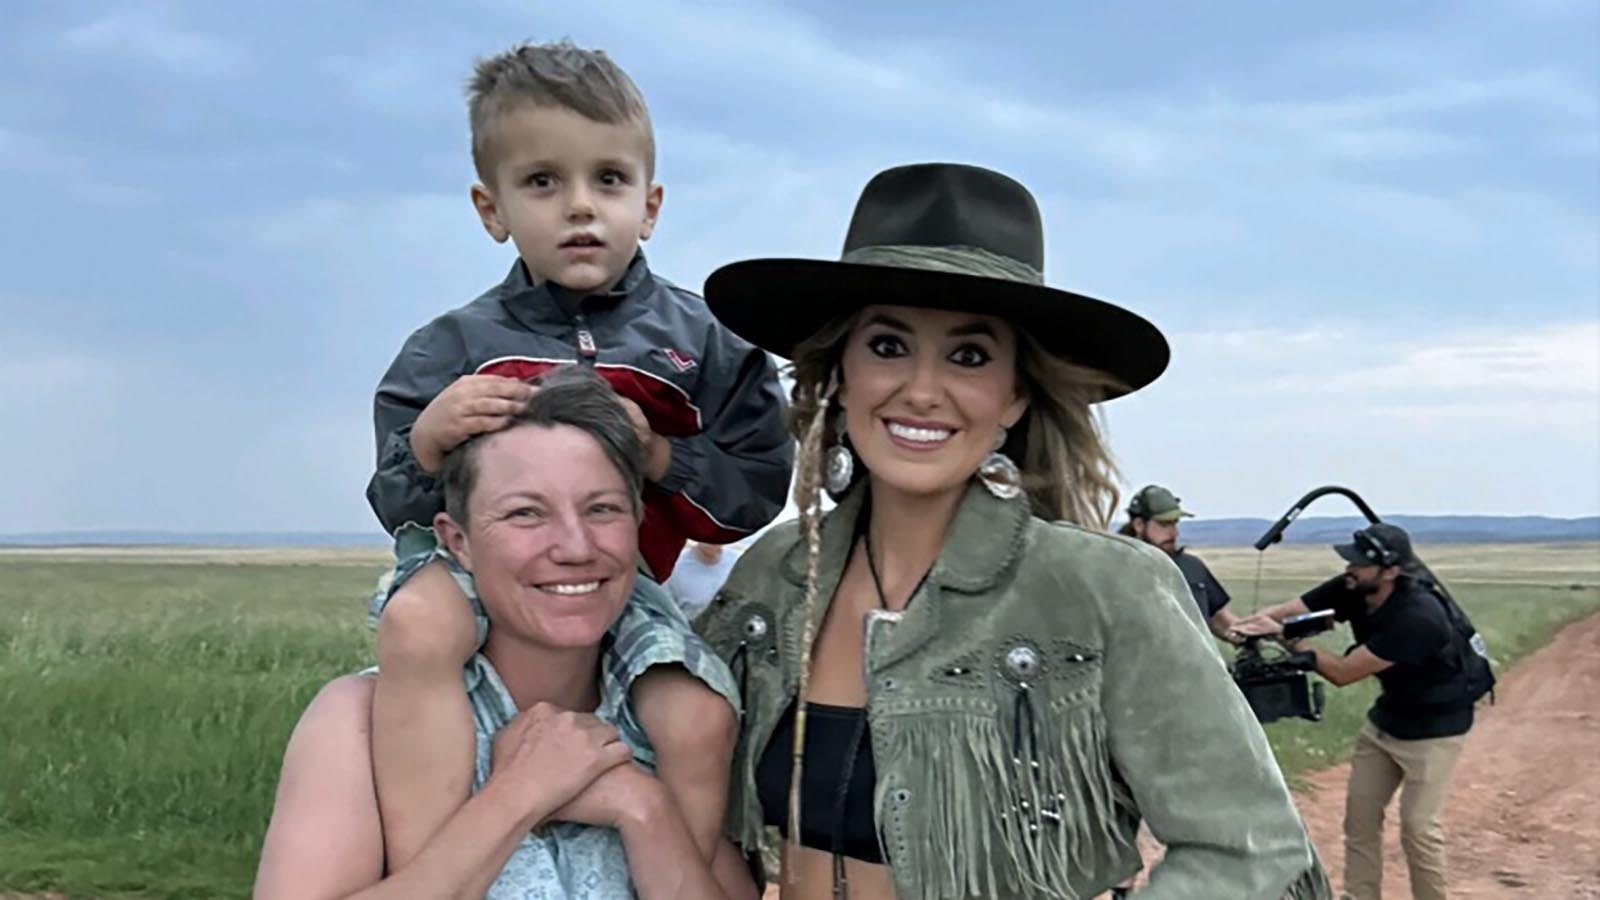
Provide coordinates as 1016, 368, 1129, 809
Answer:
366, 255, 793, 580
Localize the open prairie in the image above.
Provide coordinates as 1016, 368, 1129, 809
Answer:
2, 542, 1596, 898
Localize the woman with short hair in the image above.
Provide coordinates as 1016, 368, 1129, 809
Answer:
254, 367, 742, 899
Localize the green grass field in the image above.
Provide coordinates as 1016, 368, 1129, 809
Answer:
1, 543, 1597, 898
0, 550, 384, 899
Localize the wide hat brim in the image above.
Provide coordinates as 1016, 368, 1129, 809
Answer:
705, 258, 1170, 400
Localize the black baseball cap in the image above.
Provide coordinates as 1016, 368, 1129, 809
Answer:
1335, 523, 1413, 567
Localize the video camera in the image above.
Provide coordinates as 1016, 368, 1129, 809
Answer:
1230, 609, 1336, 724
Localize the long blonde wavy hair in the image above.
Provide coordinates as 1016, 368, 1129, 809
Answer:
779, 308, 1126, 860
786, 309, 1124, 530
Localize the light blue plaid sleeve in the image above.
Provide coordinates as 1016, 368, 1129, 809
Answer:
597, 575, 742, 767
365, 521, 489, 648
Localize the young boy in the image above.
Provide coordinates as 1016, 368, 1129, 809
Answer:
364, 40, 792, 872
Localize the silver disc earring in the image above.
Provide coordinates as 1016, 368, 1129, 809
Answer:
824, 440, 855, 495
978, 427, 1023, 500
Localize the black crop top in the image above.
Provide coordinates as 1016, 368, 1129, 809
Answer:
755, 699, 884, 864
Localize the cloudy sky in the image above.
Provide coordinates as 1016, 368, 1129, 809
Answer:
4, 0, 1596, 534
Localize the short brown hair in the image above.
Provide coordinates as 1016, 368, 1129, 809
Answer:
466, 39, 655, 183
440, 366, 645, 527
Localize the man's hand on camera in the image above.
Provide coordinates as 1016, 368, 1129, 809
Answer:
1229, 614, 1284, 642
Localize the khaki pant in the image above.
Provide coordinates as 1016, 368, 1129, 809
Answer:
1341, 722, 1467, 900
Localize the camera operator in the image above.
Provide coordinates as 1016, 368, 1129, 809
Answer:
1232, 523, 1473, 900
1122, 485, 1243, 643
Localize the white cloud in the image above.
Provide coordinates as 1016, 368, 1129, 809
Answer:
199, 191, 502, 317
472, 0, 1595, 256
0, 346, 131, 531
0, 128, 159, 208
225, 411, 377, 532
1368, 397, 1599, 430
1135, 73, 1586, 174
1495, 0, 1598, 19
582, 0, 920, 98
1183, 320, 1599, 396
318, 53, 459, 117
57, 7, 243, 76
1321, 322, 1599, 394
0, 349, 101, 392
478, 0, 1178, 177
1286, 68, 1596, 126
0, 342, 379, 533
612, 1, 1589, 172
1107, 320, 1600, 517
1330, 184, 1490, 245
6, 0, 1596, 528
1155, 320, 1600, 446
1183, 326, 1347, 358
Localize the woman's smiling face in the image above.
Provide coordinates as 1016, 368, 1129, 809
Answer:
838, 304, 1028, 501
445, 423, 638, 650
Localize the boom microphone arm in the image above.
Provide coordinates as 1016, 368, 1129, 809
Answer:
1251, 484, 1452, 603
1236, 485, 1405, 725
1252, 485, 1382, 551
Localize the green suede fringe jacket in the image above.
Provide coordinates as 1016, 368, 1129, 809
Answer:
695, 483, 1331, 899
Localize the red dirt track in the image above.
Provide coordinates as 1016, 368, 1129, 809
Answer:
1293, 613, 1600, 898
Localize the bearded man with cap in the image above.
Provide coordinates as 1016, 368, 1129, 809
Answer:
1121, 485, 1243, 643
1233, 523, 1478, 900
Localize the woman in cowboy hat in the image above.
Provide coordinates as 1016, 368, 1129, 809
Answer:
695, 163, 1329, 900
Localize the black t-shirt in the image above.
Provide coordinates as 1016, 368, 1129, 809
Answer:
1301, 575, 1474, 739
1172, 549, 1231, 621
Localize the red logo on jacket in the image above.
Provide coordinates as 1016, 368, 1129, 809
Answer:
663, 349, 697, 373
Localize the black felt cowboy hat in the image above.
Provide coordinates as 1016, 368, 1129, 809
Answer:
704, 162, 1170, 399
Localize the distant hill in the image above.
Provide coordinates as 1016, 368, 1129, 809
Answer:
1171, 515, 1600, 547
3, 516, 1596, 548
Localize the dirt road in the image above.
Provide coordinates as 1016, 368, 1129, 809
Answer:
1293, 613, 1600, 898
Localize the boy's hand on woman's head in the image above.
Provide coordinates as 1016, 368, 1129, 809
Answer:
615, 395, 673, 483
410, 375, 537, 473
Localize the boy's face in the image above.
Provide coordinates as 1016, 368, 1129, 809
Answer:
472, 104, 662, 294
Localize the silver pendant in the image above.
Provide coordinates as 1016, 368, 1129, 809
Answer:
1004, 644, 1041, 679
978, 451, 1023, 501
743, 614, 769, 640
824, 442, 854, 495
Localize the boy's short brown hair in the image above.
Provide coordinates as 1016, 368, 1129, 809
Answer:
467, 39, 655, 184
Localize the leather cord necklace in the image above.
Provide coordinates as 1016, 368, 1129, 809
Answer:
827, 506, 932, 897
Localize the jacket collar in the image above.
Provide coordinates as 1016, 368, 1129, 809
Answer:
496, 253, 653, 330
779, 479, 1031, 595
